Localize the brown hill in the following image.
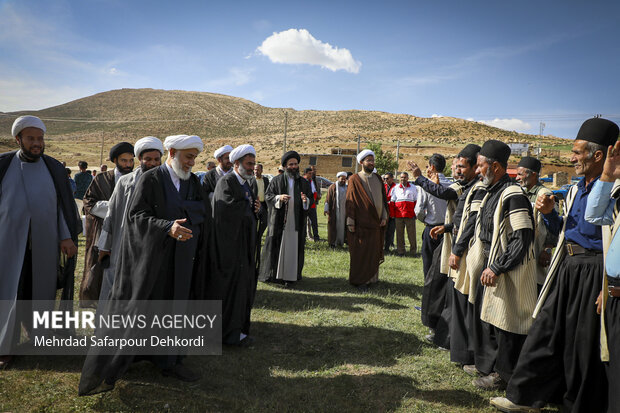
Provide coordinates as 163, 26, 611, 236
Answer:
0, 88, 574, 176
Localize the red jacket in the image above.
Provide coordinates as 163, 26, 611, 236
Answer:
385, 182, 397, 218
390, 182, 417, 218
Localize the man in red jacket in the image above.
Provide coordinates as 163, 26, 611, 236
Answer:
390, 171, 418, 256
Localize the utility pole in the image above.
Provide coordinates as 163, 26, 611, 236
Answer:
283, 112, 288, 154
395, 139, 401, 174
355, 135, 361, 173
538, 122, 545, 159
99, 133, 105, 166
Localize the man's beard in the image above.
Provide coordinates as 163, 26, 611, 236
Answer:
363, 164, 374, 174
19, 142, 44, 161
286, 167, 300, 179
140, 163, 157, 172
238, 164, 254, 180
171, 156, 191, 180
115, 162, 133, 175
481, 168, 495, 186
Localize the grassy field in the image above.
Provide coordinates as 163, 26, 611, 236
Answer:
0, 212, 555, 412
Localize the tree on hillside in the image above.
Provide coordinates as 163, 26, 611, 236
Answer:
365, 143, 399, 175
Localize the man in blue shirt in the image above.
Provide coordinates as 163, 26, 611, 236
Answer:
491, 117, 619, 413
584, 139, 620, 413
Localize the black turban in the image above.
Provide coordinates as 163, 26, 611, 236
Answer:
458, 143, 481, 159
281, 150, 300, 166
109, 142, 134, 161
518, 156, 541, 174
575, 118, 619, 147
479, 140, 511, 165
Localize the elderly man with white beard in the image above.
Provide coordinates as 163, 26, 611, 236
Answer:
79, 134, 211, 395
209, 144, 261, 346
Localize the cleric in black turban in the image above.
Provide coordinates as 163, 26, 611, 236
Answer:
109, 142, 134, 163
281, 150, 300, 166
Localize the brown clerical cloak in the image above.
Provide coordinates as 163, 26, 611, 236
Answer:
346, 172, 388, 286
80, 169, 115, 307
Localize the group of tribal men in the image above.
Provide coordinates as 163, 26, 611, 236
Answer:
1, 114, 619, 411
408, 117, 620, 413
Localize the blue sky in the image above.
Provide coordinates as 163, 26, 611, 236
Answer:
1, 0, 619, 139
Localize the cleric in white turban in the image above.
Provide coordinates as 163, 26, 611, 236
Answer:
11, 115, 46, 137
134, 136, 164, 157
356, 149, 375, 164
229, 144, 256, 163
214, 145, 234, 160
79, 139, 210, 395
337, 171, 347, 179
204, 144, 234, 198
164, 134, 204, 153
208, 142, 260, 347
95, 135, 166, 306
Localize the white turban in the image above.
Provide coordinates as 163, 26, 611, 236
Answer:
336, 171, 347, 178
229, 144, 256, 163
164, 135, 203, 152
356, 149, 375, 164
214, 145, 233, 159
12, 115, 46, 137
134, 136, 164, 157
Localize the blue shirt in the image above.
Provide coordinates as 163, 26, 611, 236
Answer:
585, 180, 620, 278
543, 177, 602, 251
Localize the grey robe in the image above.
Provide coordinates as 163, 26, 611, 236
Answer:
96, 168, 144, 302
0, 154, 71, 353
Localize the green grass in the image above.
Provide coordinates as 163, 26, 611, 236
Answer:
0, 212, 555, 412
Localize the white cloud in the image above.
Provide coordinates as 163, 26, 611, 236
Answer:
257, 29, 361, 73
431, 114, 442, 118
108, 67, 119, 75
478, 118, 532, 132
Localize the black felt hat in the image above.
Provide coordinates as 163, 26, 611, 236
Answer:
281, 150, 300, 166
109, 142, 134, 161
479, 140, 511, 164
518, 156, 542, 174
458, 144, 481, 159
575, 118, 619, 147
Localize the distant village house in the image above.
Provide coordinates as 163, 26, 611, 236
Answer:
298, 148, 357, 179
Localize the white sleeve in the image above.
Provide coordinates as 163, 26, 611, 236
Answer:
90, 200, 109, 219
274, 195, 284, 209
97, 230, 111, 252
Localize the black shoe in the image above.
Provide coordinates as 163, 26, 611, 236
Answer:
0, 355, 13, 370
356, 284, 369, 292
162, 363, 201, 382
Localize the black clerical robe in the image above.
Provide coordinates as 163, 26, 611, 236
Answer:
258, 173, 313, 282
209, 172, 258, 344
78, 165, 210, 395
